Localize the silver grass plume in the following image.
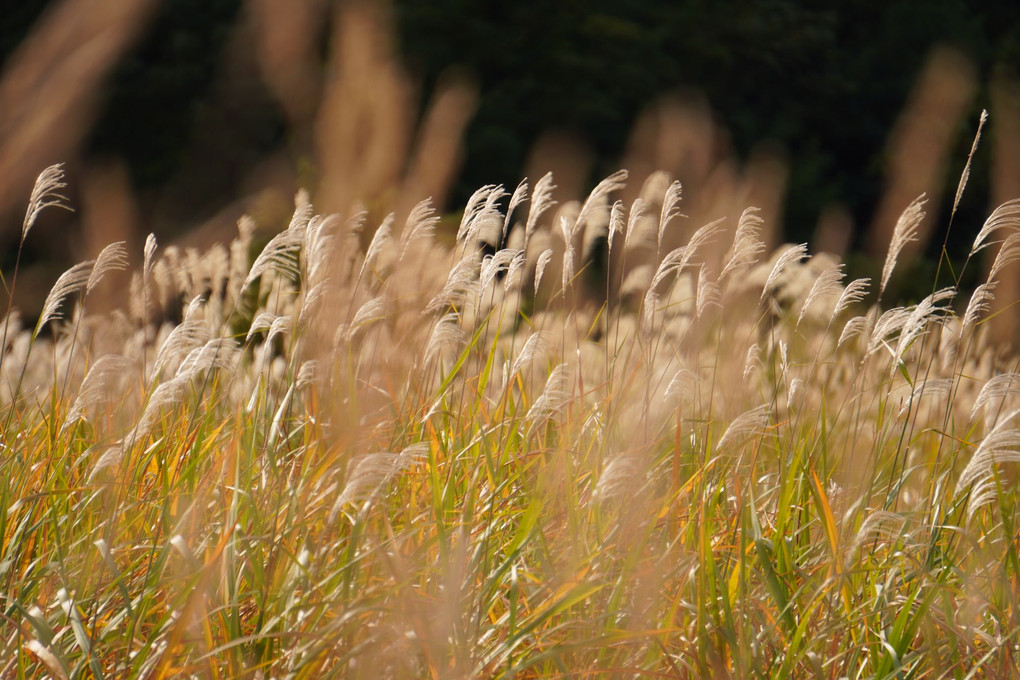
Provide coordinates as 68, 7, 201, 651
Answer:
534, 249, 554, 296
425, 313, 464, 363
144, 235, 159, 279
62, 354, 132, 432
344, 208, 367, 237
245, 224, 304, 289
296, 360, 320, 390
298, 282, 330, 326
778, 340, 790, 379
23, 164, 71, 241
623, 197, 649, 252
760, 243, 808, 303
123, 374, 191, 449
176, 338, 240, 377
838, 314, 871, 351
86, 241, 128, 293
849, 511, 908, 559
268, 315, 293, 347
183, 294, 206, 322
229, 219, 252, 290
607, 200, 625, 256
332, 443, 428, 518
290, 189, 313, 229
642, 288, 659, 333
961, 282, 996, 336
680, 219, 724, 272
582, 404, 606, 444
137, 233, 159, 322
832, 278, 871, 319
594, 454, 644, 502
561, 246, 575, 295
646, 246, 691, 301
247, 312, 291, 346
427, 257, 480, 313
151, 320, 211, 379
955, 408, 1020, 520
642, 241, 702, 323
480, 249, 520, 296
458, 184, 506, 246
399, 198, 439, 259
970, 198, 1020, 256
333, 211, 365, 282
889, 288, 954, 374
361, 214, 395, 278
480, 184, 510, 240
304, 215, 335, 285
894, 377, 953, 418
457, 184, 493, 242
788, 377, 804, 407
524, 172, 556, 250
137, 231, 158, 274
796, 263, 845, 328
695, 269, 720, 318
716, 404, 770, 449
988, 232, 1020, 282
866, 306, 912, 358
951, 110, 987, 217
36, 261, 94, 336
657, 180, 683, 250
503, 179, 529, 241
664, 368, 699, 405
345, 296, 387, 342
643, 221, 722, 314
509, 331, 550, 379
242, 192, 310, 287
880, 195, 926, 297
967, 460, 1020, 521
971, 372, 1020, 422
720, 207, 765, 280
504, 249, 527, 291
560, 225, 575, 296
89, 443, 131, 482
526, 363, 572, 426
574, 170, 627, 240
556, 212, 573, 246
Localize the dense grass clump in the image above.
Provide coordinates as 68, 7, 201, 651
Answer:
2, 166, 1019, 678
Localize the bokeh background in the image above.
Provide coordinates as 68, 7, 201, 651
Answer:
3, 0, 1020, 337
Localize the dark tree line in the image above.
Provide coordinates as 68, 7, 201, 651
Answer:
395, 0, 1020, 250
4, 1, 1020, 263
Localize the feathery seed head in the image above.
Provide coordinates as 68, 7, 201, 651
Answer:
22, 164, 71, 242
880, 195, 926, 297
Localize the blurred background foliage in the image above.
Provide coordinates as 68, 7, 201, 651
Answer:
2, 0, 1020, 310
397, 1, 1018, 241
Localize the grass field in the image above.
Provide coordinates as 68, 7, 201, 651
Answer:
1, 163, 1019, 678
